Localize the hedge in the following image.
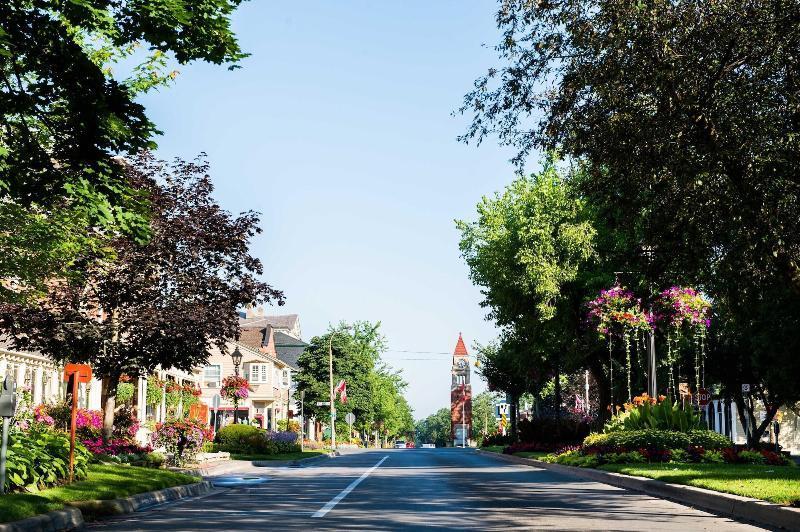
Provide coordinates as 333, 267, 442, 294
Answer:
584, 429, 733, 452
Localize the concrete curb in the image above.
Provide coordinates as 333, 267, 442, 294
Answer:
0, 481, 212, 532
478, 450, 800, 531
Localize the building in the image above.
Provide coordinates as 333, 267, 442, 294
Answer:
450, 333, 472, 446
199, 310, 307, 431
0, 341, 200, 446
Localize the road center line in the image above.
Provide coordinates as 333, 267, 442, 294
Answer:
312, 455, 389, 518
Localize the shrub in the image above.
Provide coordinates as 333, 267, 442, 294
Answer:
638, 448, 672, 462
146, 452, 166, 468
738, 450, 766, 465
82, 438, 151, 456
517, 417, 592, 445
687, 430, 732, 449
669, 449, 690, 463
4, 428, 91, 491
151, 419, 209, 466
550, 450, 600, 468
216, 424, 261, 449
584, 429, 691, 451
702, 450, 725, 463
605, 395, 702, 433
482, 432, 515, 447
503, 442, 562, 455
604, 451, 645, 464
277, 419, 301, 433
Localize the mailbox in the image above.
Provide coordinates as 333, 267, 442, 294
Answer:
0, 376, 16, 418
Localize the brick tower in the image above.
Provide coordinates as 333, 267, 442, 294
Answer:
450, 333, 472, 446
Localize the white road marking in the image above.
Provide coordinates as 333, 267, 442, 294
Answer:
312, 455, 389, 518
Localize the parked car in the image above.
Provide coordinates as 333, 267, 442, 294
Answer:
421, 443, 436, 449
394, 440, 406, 449
405, 441, 415, 448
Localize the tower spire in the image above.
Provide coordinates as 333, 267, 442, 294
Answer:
453, 333, 468, 356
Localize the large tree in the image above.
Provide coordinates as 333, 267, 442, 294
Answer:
0, 0, 248, 297
0, 152, 281, 439
462, 0, 800, 440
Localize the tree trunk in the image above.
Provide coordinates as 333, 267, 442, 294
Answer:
734, 392, 780, 448
554, 355, 562, 423
102, 375, 119, 442
509, 392, 519, 441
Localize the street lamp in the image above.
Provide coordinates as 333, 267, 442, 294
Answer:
230, 347, 243, 424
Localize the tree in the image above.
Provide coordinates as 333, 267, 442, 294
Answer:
0, 0, 248, 297
0, 152, 282, 439
472, 391, 499, 437
462, 1, 800, 438
415, 408, 451, 447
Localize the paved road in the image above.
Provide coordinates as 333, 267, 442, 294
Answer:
90, 449, 765, 531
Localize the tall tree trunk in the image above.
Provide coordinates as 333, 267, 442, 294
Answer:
734, 392, 780, 448
509, 392, 519, 441
102, 309, 120, 442
554, 355, 562, 423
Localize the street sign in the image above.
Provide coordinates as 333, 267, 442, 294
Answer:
63, 364, 92, 482
63, 363, 92, 383
212, 394, 221, 409
316, 401, 330, 406
345, 412, 355, 425
696, 388, 711, 407
742, 384, 751, 393
497, 403, 509, 415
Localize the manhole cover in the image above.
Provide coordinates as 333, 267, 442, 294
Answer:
212, 476, 270, 487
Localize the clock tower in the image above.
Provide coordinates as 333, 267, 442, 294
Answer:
450, 333, 472, 446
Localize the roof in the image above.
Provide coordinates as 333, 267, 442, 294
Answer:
273, 331, 307, 370
239, 314, 299, 332
453, 333, 468, 356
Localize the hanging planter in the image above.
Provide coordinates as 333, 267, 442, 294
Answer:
586, 284, 652, 404
653, 286, 712, 399
146, 376, 165, 406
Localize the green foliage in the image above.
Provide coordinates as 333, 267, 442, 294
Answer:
295, 322, 413, 441
687, 430, 733, 450
584, 430, 691, 451
669, 449, 690, 463
0, 0, 248, 248
216, 424, 260, 449
115, 382, 135, 404
277, 419, 300, 433
415, 408, 452, 447
4, 428, 91, 492
146, 376, 164, 406
701, 450, 725, 464
545, 450, 600, 468
606, 397, 702, 433
738, 450, 767, 465
604, 451, 645, 464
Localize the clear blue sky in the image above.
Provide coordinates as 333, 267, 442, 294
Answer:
140, 1, 535, 418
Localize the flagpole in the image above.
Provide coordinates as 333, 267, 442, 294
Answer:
329, 334, 336, 452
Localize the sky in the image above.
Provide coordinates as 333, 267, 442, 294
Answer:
140, 1, 536, 418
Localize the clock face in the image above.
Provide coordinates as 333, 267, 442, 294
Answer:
456, 359, 467, 369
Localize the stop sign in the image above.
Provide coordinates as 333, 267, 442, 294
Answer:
697, 388, 711, 406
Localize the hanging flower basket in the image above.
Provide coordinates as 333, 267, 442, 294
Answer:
220, 376, 250, 401
585, 285, 651, 338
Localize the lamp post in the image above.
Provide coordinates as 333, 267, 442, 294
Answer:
329, 334, 336, 452
230, 347, 243, 424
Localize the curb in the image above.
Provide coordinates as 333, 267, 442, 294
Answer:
252, 453, 332, 468
0, 481, 212, 532
478, 450, 800, 531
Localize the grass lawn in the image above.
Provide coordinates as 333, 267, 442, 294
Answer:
480, 446, 505, 454
514, 451, 548, 459
230, 449, 329, 461
0, 464, 198, 524
599, 463, 800, 506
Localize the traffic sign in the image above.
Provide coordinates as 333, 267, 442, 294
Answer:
696, 388, 711, 407
316, 401, 330, 406
742, 384, 751, 393
212, 394, 221, 409
345, 412, 355, 425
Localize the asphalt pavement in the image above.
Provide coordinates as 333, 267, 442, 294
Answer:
88, 448, 767, 531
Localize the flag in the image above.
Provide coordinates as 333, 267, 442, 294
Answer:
335, 379, 347, 403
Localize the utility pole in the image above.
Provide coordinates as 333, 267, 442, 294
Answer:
329, 334, 336, 452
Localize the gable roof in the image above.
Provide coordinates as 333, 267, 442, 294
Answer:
273, 331, 307, 370
239, 314, 299, 332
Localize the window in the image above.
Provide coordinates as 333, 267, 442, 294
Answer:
282, 369, 290, 387
204, 365, 221, 386
250, 363, 270, 383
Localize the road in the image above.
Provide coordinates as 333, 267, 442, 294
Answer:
90, 449, 765, 531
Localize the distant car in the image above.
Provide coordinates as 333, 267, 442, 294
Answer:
405, 441, 415, 448
421, 443, 436, 449
394, 440, 406, 449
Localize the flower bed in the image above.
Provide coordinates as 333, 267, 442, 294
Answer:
150, 419, 211, 467
214, 424, 301, 455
